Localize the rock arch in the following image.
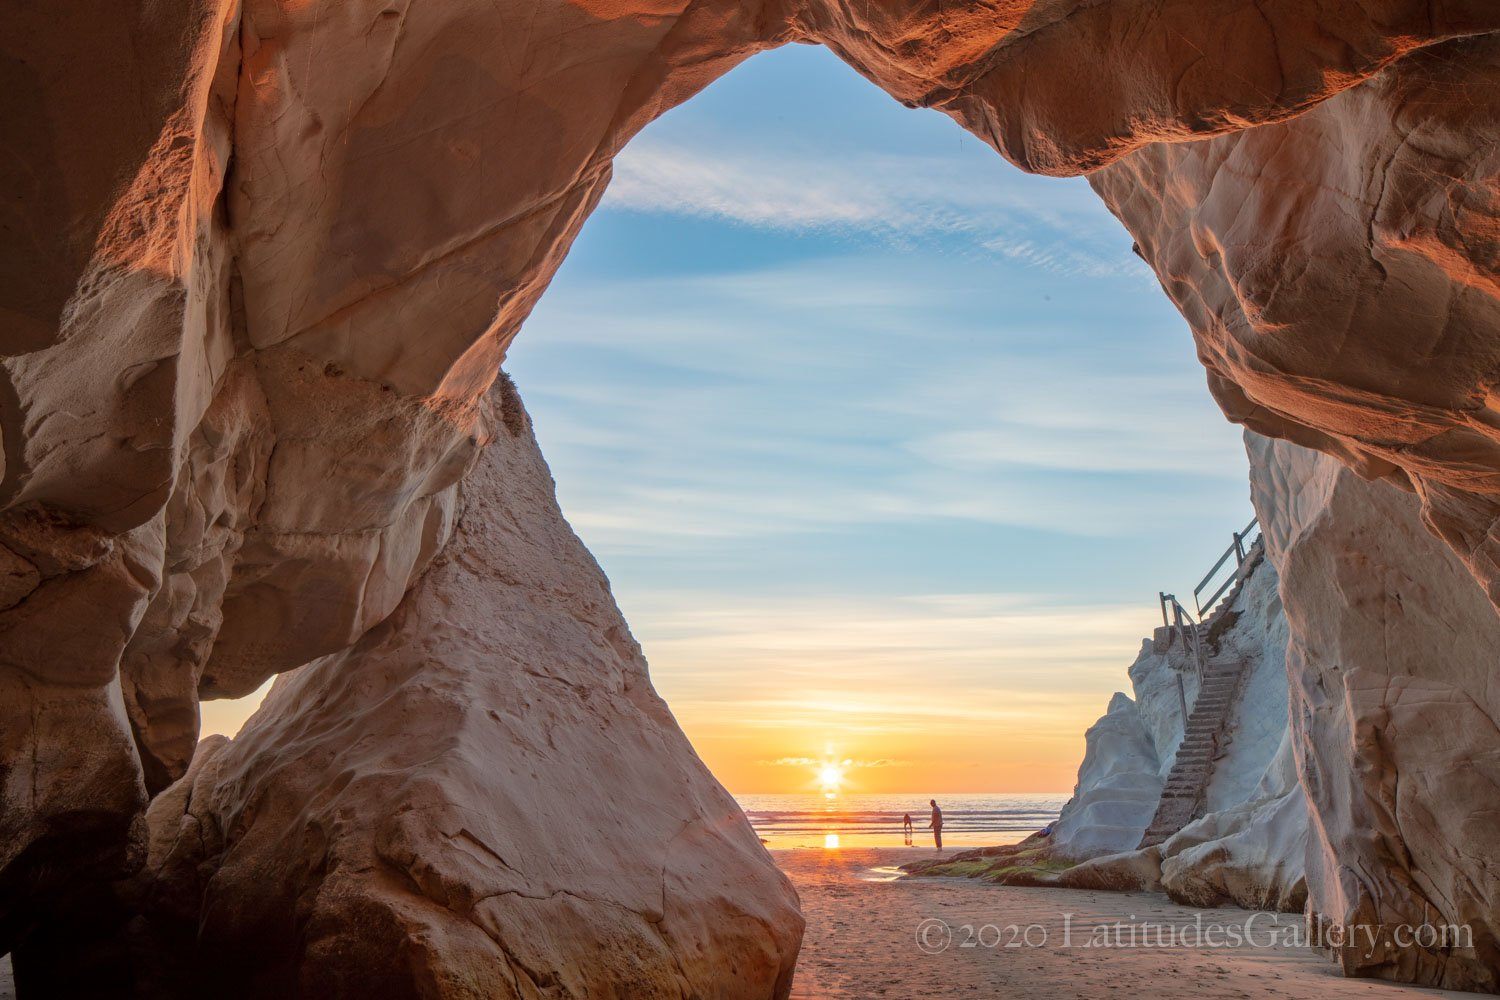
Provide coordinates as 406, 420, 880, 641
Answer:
2, 1, 1499, 994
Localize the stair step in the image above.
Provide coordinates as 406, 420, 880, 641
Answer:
1137, 649, 1253, 848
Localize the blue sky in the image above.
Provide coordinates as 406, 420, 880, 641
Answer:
205, 44, 1253, 794
500, 44, 1253, 794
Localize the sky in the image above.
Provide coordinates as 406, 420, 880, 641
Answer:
203, 43, 1254, 796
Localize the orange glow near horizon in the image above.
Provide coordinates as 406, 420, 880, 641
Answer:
620, 592, 1152, 796
197, 594, 1150, 798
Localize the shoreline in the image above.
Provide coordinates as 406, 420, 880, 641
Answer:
776, 846, 1481, 999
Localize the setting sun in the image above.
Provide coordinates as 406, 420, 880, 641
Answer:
816, 760, 847, 796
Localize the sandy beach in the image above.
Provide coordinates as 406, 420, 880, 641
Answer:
0, 848, 1481, 999
781, 847, 1479, 1000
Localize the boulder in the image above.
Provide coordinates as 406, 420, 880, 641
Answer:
117, 385, 803, 998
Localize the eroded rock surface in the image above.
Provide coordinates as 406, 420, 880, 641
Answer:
108, 386, 801, 998
1252, 434, 1500, 992
1093, 33, 1500, 607
1039, 433, 1500, 986
4, 0, 1500, 993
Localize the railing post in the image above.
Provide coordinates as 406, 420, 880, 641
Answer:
1192, 623, 1206, 681
1233, 530, 1245, 564
1159, 592, 1170, 628
1177, 673, 1190, 724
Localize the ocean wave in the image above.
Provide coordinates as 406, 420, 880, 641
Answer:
735, 793, 1066, 835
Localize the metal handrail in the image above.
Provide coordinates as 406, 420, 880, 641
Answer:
1153, 516, 1261, 721
1157, 592, 1206, 681
1158, 591, 1208, 721
1193, 516, 1260, 618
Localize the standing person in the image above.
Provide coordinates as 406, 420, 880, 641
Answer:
928, 799, 944, 851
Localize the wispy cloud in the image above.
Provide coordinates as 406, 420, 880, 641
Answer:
512, 256, 1248, 553
605, 137, 1145, 279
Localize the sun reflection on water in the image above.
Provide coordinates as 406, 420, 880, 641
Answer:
823, 833, 841, 849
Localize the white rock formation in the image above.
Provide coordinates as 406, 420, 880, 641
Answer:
1056, 429, 1500, 993
1049, 545, 1302, 912
1158, 735, 1308, 912
1047, 692, 1163, 859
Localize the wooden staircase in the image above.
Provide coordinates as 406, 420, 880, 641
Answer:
1198, 536, 1263, 629
1137, 655, 1250, 848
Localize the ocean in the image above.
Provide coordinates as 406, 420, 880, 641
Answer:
735, 792, 1068, 849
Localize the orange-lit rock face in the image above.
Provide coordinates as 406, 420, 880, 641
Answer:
2, 0, 1499, 993
1092, 34, 1500, 606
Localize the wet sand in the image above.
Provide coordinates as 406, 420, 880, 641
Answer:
780, 846, 1479, 1000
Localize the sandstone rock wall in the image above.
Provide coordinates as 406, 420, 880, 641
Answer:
1251, 433, 1500, 992
47, 384, 800, 998
4, 0, 1500, 992
1091, 33, 1500, 607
